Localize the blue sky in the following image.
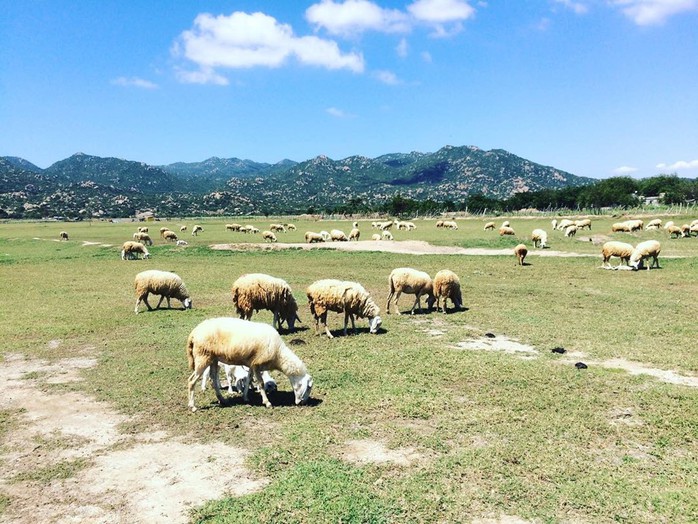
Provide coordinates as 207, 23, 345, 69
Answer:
1, 0, 697, 179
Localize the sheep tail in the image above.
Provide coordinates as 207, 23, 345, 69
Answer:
186, 333, 195, 371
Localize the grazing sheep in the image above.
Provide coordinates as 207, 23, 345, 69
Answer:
187, 317, 312, 410
692, 219, 698, 227
180, 225, 187, 232
690, 224, 698, 237
499, 226, 516, 236
159, 227, 170, 238
484, 222, 496, 231
305, 231, 325, 243
629, 240, 661, 270
378, 220, 394, 231
306, 279, 382, 339
134, 269, 192, 314
397, 221, 416, 230
163, 230, 178, 242
261, 230, 277, 243
645, 219, 662, 230
626, 219, 644, 232
442, 220, 458, 230
191, 225, 203, 236
667, 225, 683, 238
663, 220, 675, 230
132, 232, 153, 246
231, 273, 300, 332
270, 223, 286, 233
564, 225, 578, 238
574, 218, 592, 230
176, 240, 188, 246
531, 229, 548, 248
201, 364, 277, 396
611, 222, 631, 233
501, 220, 510, 228
59, 231, 69, 241
121, 241, 150, 261
226, 223, 242, 231
285, 223, 297, 231
330, 229, 348, 241
386, 267, 435, 315
551, 219, 558, 231
352, 221, 359, 228
681, 224, 691, 237
348, 228, 360, 241
514, 244, 528, 265
320, 230, 331, 241
600, 241, 634, 268
381, 230, 394, 240
371, 233, 381, 241
432, 269, 463, 313
556, 219, 574, 231
138, 226, 149, 233
435, 220, 445, 228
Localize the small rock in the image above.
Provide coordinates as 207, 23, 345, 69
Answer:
289, 338, 306, 346
551, 347, 566, 354
484, 332, 496, 338
575, 362, 588, 369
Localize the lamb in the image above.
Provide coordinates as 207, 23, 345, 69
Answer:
531, 229, 548, 248
285, 223, 297, 231
201, 364, 277, 396
499, 226, 516, 236
163, 230, 178, 242
59, 231, 69, 241
226, 223, 242, 231
564, 225, 578, 238
180, 225, 187, 232
261, 230, 277, 243
138, 226, 149, 233
432, 269, 463, 313
442, 220, 458, 230
191, 225, 203, 236
306, 279, 382, 339
645, 219, 662, 230
330, 229, 348, 241
134, 269, 192, 314
231, 273, 301, 332
484, 222, 495, 231
667, 225, 683, 238
629, 240, 661, 270
159, 227, 170, 238
132, 232, 153, 245
574, 218, 592, 230
386, 267, 435, 315
305, 231, 325, 243
600, 241, 634, 268
371, 233, 381, 241
514, 244, 528, 265
381, 230, 394, 240
348, 228, 360, 241
121, 241, 150, 260
186, 317, 312, 410
270, 223, 286, 232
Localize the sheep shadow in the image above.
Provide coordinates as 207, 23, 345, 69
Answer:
202, 391, 323, 409
324, 326, 385, 338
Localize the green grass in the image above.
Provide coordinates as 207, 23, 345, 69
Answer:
1, 215, 697, 523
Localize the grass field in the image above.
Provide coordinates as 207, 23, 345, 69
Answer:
1, 215, 697, 523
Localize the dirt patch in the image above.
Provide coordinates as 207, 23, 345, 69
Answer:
596, 358, 698, 388
453, 336, 538, 358
341, 439, 421, 466
471, 517, 535, 524
0, 354, 267, 524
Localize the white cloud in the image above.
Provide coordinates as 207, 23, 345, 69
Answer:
174, 67, 229, 86
612, 166, 639, 174
306, 0, 410, 36
611, 0, 698, 25
554, 0, 589, 14
396, 37, 409, 57
173, 11, 364, 83
327, 107, 347, 117
656, 159, 698, 170
421, 51, 433, 62
374, 70, 401, 84
407, 0, 476, 23
111, 77, 158, 89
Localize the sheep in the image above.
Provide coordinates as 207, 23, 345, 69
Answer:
192, 225, 204, 236
501, 220, 510, 228
514, 244, 528, 265
59, 231, 69, 241
680, 224, 691, 237
138, 226, 149, 233
435, 220, 445, 228
306, 279, 382, 339
261, 230, 277, 243
564, 225, 578, 238
692, 219, 698, 227
574, 218, 592, 230
226, 223, 242, 231
531, 229, 548, 248
378, 220, 394, 231
134, 269, 192, 314
442, 220, 458, 230
432, 269, 463, 313
132, 232, 153, 246
270, 223, 285, 232
201, 364, 277, 396
320, 230, 331, 241
371, 233, 381, 241
484, 222, 496, 231
285, 223, 297, 231
159, 227, 170, 238
499, 226, 516, 236
249, 226, 260, 234
163, 230, 178, 242
381, 230, 394, 240
231, 273, 301, 332
176, 240, 188, 246
330, 229, 348, 241
690, 224, 698, 237
402, 221, 416, 230
556, 219, 574, 231
600, 241, 634, 268
348, 228, 360, 241
629, 240, 661, 270
180, 225, 187, 232
663, 220, 675, 230
551, 219, 558, 231
186, 317, 312, 410
386, 267, 435, 315
667, 225, 683, 238
352, 221, 359, 228
121, 241, 150, 260
305, 231, 325, 243
611, 222, 632, 233
645, 219, 662, 230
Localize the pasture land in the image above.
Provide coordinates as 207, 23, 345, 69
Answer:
0, 215, 697, 523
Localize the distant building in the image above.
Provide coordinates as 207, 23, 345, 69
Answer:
136, 211, 156, 221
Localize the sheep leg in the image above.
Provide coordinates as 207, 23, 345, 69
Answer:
188, 359, 212, 412
349, 313, 356, 334
252, 367, 272, 408
142, 293, 154, 311
209, 361, 227, 406
201, 366, 210, 391
134, 297, 142, 314
224, 365, 234, 395
322, 312, 333, 339
411, 294, 422, 314
393, 291, 402, 315
386, 290, 395, 314
155, 295, 165, 310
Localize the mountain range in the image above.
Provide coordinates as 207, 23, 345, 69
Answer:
0, 146, 594, 218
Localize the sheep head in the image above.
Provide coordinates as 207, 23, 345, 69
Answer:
291, 374, 313, 405
183, 298, 193, 309
368, 315, 382, 334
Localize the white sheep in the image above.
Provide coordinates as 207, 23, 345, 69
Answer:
59, 231, 69, 241
501, 220, 510, 228
629, 240, 661, 270
626, 219, 644, 232
499, 226, 516, 236
261, 230, 277, 243
320, 230, 331, 241
611, 222, 632, 233
432, 269, 463, 313
531, 229, 548, 248
442, 220, 458, 230
403, 221, 416, 230
226, 223, 242, 231
134, 269, 192, 314
192, 225, 204, 236
352, 221, 359, 228
159, 227, 170, 238
163, 230, 178, 242
483, 222, 495, 231
201, 364, 277, 397
381, 230, 394, 240
330, 229, 348, 241
270, 223, 286, 232
551, 219, 558, 231
121, 241, 150, 260
306, 279, 382, 338
556, 219, 574, 231
600, 241, 634, 268
378, 220, 394, 231
645, 219, 662, 230
564, 225, 578, 238
386, 267, 435, 315
574, 218, 592, 230
435, 220, 445, 228
176, 240, 188, 246
666, 225, 683, 238
180, 225, 187, 232
231, 273, 300, 332
132, 232, 153, 245
348, 228, 360, 241
186, 317, 312, 410
138, 226, 149, 233
371, 233, 381, 241
285, 223, 297, 231
514, 244, 528, 265
305, 231, 325, 243
663, 220, 675, 230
